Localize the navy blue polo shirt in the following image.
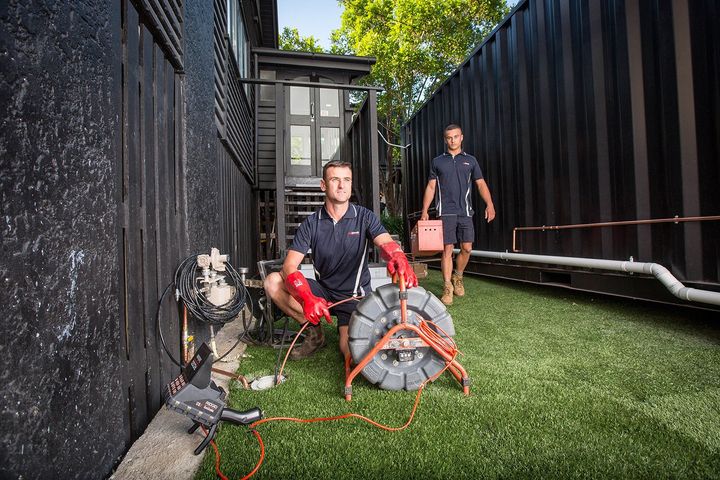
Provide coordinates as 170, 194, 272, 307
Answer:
289, 203, 387, 297
429, 152, 484, 217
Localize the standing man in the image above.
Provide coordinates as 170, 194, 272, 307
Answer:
420, 124, 495, 306
264, 160, 417, 362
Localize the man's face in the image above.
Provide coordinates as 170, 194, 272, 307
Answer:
444, 128, 463, 152
321, 166, 352, 204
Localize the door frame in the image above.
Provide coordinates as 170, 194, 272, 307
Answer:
283, 72, 344, 184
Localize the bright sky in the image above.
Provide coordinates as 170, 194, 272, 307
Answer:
277, 0, 344, 50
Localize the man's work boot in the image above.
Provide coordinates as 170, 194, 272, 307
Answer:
289, 324, 326, 360
441, 282, 453, 306
451, 273, 465, 297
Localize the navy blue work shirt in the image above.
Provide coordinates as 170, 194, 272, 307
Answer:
289, 203, 387, 297
429, 152, 484, 216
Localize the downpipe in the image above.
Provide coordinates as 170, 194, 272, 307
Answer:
454, 249, 720, 307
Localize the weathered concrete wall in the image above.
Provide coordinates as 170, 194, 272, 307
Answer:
0, 1, 125, 478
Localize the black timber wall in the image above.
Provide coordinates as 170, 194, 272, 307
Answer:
257, 87, 277, 189
403, 0, 720, 288
0, 1, 126, 477
211, 0, 260, 269
119, 0, 187, 460
218, 141, 259, 270
0, 0, 261, 478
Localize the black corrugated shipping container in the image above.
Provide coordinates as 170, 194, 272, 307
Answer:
403, 0, 719, 303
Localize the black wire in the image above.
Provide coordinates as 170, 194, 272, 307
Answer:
156, 281, 182, 367
214, 337, 242, 363
214, 294, 258, 360
243, 290, 273, 346
210, 275, 256, 362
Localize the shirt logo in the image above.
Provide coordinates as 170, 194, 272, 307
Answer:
463, 162, 470, 165
348, 231, 360, 236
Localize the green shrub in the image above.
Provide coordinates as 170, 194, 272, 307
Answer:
380, 212, 403, 236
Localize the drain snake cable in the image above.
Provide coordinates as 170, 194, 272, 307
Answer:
204, 297, 461, 480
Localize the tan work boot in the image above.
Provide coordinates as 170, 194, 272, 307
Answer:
451, 273, 465, 297
289, 324, 326, 360
441, 282, 453, 306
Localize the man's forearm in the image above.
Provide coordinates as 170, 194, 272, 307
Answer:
421, 183, 435, 213
281, 250, 305, 280
478, 182, 493, 207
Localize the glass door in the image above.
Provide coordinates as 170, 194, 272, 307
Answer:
316, 78, 341, 175
287, 77, 341, 179
288, 76, 314, 177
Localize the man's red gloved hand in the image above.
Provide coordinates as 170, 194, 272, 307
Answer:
284, 271, 332, 325
379, 241, 418, 288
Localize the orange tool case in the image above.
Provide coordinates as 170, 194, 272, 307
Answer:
410, 220, 444, 256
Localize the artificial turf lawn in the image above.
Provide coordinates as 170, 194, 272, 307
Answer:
196, 271, 720, 479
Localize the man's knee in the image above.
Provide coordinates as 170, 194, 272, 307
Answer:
264, 272, 285, 300
442, 245, 455, 257
459, 243, 472, 254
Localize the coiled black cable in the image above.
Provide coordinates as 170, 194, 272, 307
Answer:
174, 255, 248, 327
156, 253, 257, 366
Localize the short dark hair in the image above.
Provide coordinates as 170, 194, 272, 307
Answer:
322, 160, 352, 180
444, 124, 463, 134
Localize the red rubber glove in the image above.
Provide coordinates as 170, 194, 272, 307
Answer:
284, 271, 332, 325
379, 241, 418, 288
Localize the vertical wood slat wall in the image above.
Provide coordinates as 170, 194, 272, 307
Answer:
131, 0, 184, 70
218, 140, 259, 271
120, 0, 185, 445
403, 0, 719, 285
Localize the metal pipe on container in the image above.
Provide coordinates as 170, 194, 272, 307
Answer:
512, 215, 720, 252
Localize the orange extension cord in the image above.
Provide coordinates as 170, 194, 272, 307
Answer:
206, 299, 460, 480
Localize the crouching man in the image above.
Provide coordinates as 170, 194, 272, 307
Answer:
264, 160, 417, 361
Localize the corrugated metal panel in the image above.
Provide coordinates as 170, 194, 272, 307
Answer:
403, 0, 719, 286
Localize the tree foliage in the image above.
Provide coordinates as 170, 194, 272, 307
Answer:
331, 0, 509, 215
333, 0, 508, 119
279, 26, 325, 53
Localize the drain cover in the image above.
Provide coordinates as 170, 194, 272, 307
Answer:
250, 374, 287, 391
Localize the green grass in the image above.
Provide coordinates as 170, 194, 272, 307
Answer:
196, 272, 720, 479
